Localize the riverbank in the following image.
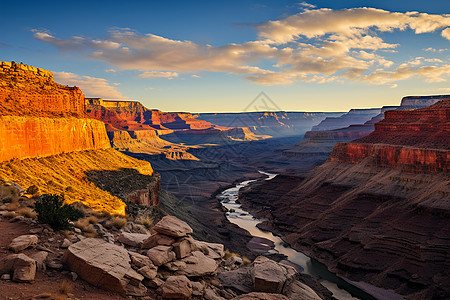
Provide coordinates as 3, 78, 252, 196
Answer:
221, 172, 404, 300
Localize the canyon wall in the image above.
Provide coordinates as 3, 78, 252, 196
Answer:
240, 97, 449, 298
330, 99, 450, 172
401, 94, 450, 107
0, 61, 85, 117
0, 62, 160, 211
0, 63, 110, 162
196, 111, 342, 138
0, 116, 110, 162
86, 98, 217, 131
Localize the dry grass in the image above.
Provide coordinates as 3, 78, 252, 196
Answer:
74, 218, 96, 234
0, 149, 155, 215
6, 201, 19, 211
0, 185, 19, 202
110, 215, 127, 229
3, 211, 17, 219
223, 249, 240, 260
135, 214, 154, 229
242, 257, 251, 265
86, 215, 99, 224
59, 280, 73, 295
17, 207, 37, 218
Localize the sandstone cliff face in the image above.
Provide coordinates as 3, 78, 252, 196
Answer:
0, 63, 110, 162
330, 99, 450, 173
0, 61, 85, 117
86, 98, 216, 131
0, 116, 110, 162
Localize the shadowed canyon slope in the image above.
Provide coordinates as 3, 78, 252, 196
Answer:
0, 62, 160, 214
239, 99, 450, 299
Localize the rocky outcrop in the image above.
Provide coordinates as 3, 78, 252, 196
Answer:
282, 95, 448, 161
0, 62, 110, 162
330, 99, 450, 173
63, 238, 144, 295
86, 98, 217, 131
330, 143, 449, 173
400, 94, 450, 107
0, 61, 85, 117
126, 172, 161, 207
0, 253, 36, 282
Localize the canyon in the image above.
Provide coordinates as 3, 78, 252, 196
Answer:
0, 62, 160, 215
239, 98, 450, 299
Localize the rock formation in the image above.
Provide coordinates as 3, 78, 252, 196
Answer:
195, 111, 342, 138
0, 62, 160, 213
239, 99, 450, 299
330, 99, 450, 172
282, 96, 446, 164
0, 62, 110, 162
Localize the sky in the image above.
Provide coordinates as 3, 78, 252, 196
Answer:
1, 0, 449, 112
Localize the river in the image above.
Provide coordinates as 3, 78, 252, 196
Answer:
218, 171, 378, 300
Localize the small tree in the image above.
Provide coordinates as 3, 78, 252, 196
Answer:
35, 194, 83, 230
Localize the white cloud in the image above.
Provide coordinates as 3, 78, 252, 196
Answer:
105, 68, 117, 73
33, 7, 450, 86
442, 28, 450, 40
191, 75, 200, 78
297, 2, 316, 9
139, 71, 179, 79
54, 72, 126, 99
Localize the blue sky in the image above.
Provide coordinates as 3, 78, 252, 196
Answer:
1, 0, 449, 112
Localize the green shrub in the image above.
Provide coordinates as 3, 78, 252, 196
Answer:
35, 194, 84, 230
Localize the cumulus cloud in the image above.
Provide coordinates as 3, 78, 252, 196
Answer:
442, 28, 450, 40
54, 72, 126, 99
34, 7, 450, 86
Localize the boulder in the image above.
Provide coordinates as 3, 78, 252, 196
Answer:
129, 251, 155, 269
218, 266, 253, 294
9, 235, 38, 253
224, 256, 243, 269
141, 233, 175, 249
138, 265, 157, 280
283, 280, 322, 300
232, 292, 289, 300
0, 253, 36, 282
146, 245, 175, 266
173, 238, 193, 259
29, 251, 48, 271
63, 238, 141, 295
61, 239, 72, 248
164, 260, 187, 272
118, 232, 149, 247
204, 288, 226, 300
177, 251, 218, 277
252, 256, 292, 293
196, 241, 224, 259
153, 216, 193, 237
160, 275, 192, 299
191, 281, 204, 296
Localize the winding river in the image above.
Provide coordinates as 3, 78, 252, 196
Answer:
218, 171, 377, 300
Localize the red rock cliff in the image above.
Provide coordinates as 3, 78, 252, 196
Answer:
329, 99, 450, 172
0, 62, 110, 162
